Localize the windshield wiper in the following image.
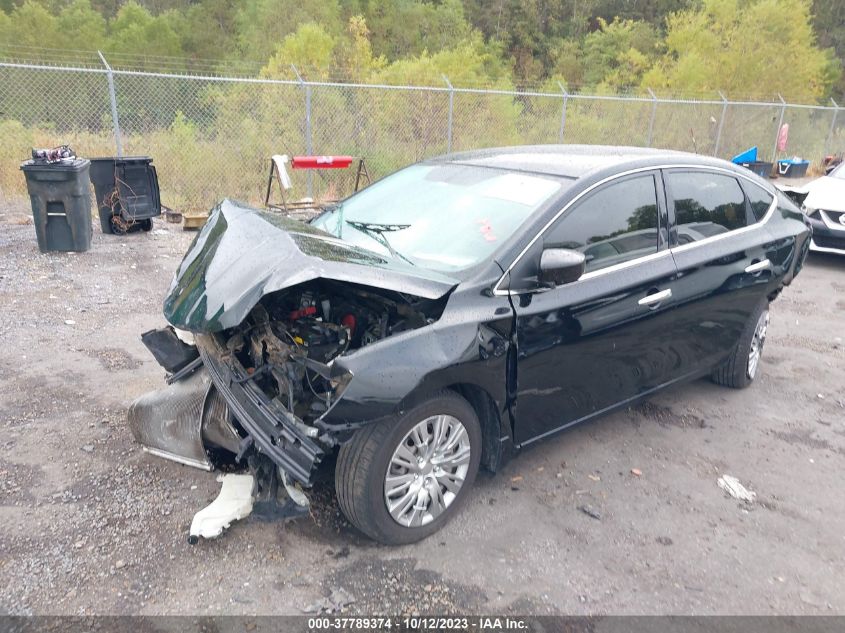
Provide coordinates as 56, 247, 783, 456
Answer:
345, 221, 415, 266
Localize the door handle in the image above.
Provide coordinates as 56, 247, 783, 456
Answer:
638, 288, 672, 306
744, 259, 771, 274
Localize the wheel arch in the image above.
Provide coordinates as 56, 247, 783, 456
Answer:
447, 383, 512, 473
397, 379, 513, 474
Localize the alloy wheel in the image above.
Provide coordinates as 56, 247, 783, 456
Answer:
384, 415, 471, 527
747, 310, 770, 379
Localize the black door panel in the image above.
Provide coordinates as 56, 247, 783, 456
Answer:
513, 252, 681, 444
668, 229, 776, 369
511, 171, 678, 444
664, 169, 778, 371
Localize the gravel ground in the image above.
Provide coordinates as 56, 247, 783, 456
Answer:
1, 202, 844, 616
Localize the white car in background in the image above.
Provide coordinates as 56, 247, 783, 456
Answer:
779, 162, 845, 255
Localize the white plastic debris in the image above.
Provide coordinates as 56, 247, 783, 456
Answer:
173, 328, 196, 346
717, 474, 757, 503
188, 473, 254, 543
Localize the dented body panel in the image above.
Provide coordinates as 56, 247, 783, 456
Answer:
151, 198, 516, 485
163, 199, 458, 333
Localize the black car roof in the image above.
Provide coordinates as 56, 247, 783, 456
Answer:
430, 144, 735, 180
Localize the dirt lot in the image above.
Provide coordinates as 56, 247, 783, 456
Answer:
1, 204, 844, 616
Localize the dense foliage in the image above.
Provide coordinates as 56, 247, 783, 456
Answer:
0, 0, 841, 101
1, 0, 842, 212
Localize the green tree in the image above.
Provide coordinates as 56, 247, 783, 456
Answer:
582, 18, 659, 90
58, 0, 106, 51
548, 38, 584, 88
234, 0, 343, 64
336, 15, 386, 80
463, 0, 591, 84
642, 0, 835, 100
589, 0, 693, 24
811, 0, 845, 97
170, 0, 238, 64
105, 1, 183, 62
261, 22, 338, 80
3, 1, 60, 51
0, 10, 11, 42
373, 35, 509, 87
356, 0, 473, 61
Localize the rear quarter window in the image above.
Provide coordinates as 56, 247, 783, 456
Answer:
742, 180, 775, 221
666, 171, 751, 242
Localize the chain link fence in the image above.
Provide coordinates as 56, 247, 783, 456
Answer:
1, 59, 842, 213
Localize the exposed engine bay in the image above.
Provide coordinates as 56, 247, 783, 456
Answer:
129, 279, 448, 541
217, 279, 446, 427
131, 279, 448, 476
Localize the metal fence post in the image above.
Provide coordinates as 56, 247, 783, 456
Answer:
557, 81, 568, 143
646, 88, 657, 147
714, 91, 728, 157
443, 74, 454, 153
97, 51, 123, 157
291, 64, 313, 197
772, 94, 787, 163
823, 98, 840, 159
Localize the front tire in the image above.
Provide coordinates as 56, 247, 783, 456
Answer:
335, 391, 481, 545
711, 300, 770, 389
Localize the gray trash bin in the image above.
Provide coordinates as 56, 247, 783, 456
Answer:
20, 158, 93, 253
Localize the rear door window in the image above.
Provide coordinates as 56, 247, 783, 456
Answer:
544, 174, 661, 273
666, 171, 750, 243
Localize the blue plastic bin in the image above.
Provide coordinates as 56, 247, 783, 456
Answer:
732, 147, 758, 164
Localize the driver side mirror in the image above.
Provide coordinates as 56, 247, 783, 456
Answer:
538, 248, 586, 287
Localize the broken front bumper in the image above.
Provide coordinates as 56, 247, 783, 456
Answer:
128, 367, 214, 470
196, 334, 325, 485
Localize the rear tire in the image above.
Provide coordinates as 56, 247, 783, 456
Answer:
711, 300, 770, 389
335, 391, 481, 545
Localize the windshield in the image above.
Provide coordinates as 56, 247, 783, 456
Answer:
311, 163, 567, 272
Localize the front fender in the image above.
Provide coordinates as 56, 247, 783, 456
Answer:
317, 315, 512, 431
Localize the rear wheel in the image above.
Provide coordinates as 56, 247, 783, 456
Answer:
335, 391, 481, 545
711, 300, 770, 389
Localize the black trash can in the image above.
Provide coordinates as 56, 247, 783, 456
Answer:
20, 158, 93, 253
89, 156, 161, 234
739, 161, 773, 179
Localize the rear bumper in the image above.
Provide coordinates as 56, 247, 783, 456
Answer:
196, 334, 324, 485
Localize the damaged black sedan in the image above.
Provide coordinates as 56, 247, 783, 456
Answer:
130, 145, 810, 545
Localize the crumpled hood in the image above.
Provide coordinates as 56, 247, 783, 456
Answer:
164, 199, 459, 332
803, 175, 845, 212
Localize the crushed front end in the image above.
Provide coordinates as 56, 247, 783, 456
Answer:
132, 277, 445, 481
193, 294, 356, 485
127, 200, 453, 539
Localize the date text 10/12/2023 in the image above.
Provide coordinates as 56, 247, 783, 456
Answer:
306, 616, 529, 630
